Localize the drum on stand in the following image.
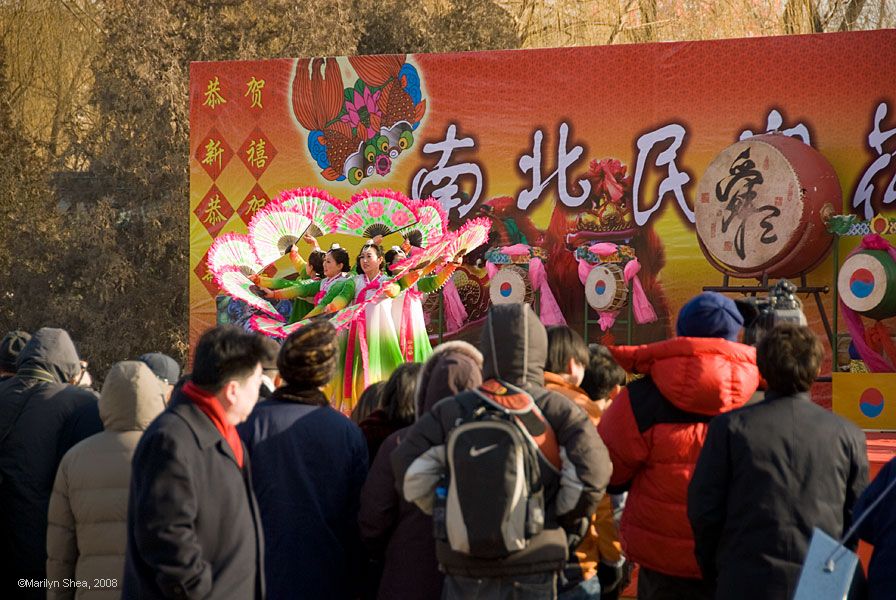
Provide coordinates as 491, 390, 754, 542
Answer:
489, 265, 535, 306
838, 249, 896, 321
694, 133, 841, 279
585, 264, 628, 312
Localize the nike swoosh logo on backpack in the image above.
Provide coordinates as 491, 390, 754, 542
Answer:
469, 444, 498, 457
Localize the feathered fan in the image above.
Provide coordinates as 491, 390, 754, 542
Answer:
207, 233, 263, 278
251, 303, 364, 339
249, 204, 313, 267
390, 230, 457, 275
401, 197, 449, 248
338, 189, 417, 239
214, 266, 282, 318
449, 217, 492, 259
275, 186, 344, 237
250, 314, 293, 339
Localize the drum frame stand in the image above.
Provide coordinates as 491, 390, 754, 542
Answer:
583, 287, 635, 346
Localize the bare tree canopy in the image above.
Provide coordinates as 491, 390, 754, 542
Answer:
0, 0, 891, 378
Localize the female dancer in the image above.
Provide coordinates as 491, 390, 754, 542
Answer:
253, 240, 353, 323
321, 242, 405, 410
385, 247, 459, 362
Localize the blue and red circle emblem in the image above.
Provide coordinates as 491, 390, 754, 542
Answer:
859, 387, 885, 418
594, 280, 607, 295
849, 268, 875, 299
499, 282, 513, 298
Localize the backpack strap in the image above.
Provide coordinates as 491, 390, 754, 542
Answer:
469, 381, 562, 473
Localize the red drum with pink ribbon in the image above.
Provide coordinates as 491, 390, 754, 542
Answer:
576, 243, 657, 331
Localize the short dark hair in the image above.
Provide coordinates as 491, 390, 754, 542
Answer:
580, 343, 627, 400
756, 324, 822, 394
191, 326, 268, 392
381, 362, 423, 426
545, 326, 589, 375
308, 250, 325, 278
351, 381, 385, 424
327, 247, 351, 273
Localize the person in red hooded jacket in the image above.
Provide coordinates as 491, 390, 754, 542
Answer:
596, 292, 761, 600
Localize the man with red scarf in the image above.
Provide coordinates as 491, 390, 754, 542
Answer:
124, 326, 270, 599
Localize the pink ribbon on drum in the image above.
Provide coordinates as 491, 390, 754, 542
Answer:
442, 278, 468, 333
528, 257, 567, 326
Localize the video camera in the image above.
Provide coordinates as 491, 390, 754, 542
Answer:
735, 279, 808, 346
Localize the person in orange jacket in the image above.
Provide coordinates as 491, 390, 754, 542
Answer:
544, 326, 627, 600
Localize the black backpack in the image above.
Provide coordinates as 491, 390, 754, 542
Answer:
434, 389, 550, 558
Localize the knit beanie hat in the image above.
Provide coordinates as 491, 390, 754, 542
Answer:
277, 320, 338, 389
676, 292, 744, 342
0, 330, 31, 372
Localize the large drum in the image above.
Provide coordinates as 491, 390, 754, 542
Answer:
838, 249, 896, 321
694, 133, 841, 279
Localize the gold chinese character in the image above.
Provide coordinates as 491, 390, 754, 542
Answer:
245, 77, 265, 109
203, 195, 227, 225
202, 271, 215, 282
247, 195, 267, 214
246, 139, 268, 169
204, 77, 227, 108
202, 139, 224, 169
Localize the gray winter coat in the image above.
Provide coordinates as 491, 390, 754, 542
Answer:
47, 362, 167, 599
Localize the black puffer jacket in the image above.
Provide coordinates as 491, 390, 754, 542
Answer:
688, 391, 868, 600
0, 328, 101, 597
392, 304, 612, 577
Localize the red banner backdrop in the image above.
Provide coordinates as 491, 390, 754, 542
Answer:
189, 30, 896, 395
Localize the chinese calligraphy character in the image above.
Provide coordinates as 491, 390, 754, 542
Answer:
202, 139, 224, 169
247, 139, 268, 169
204, 77, 226, 108
716, 147, 780, 260
517, 122, 591, 211
203, 195, 227, 225
245, 77, 265, 108
853, 102, 896, 220
739, 109, 811, 145
247, 195, 267, 215
411, 124, 483, 219
631, 123, 693, 226
202, 271, 215, 283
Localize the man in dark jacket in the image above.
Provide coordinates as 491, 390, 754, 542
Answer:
0, 327, 102, 598
392, 303, 612, 598
124, 326, 268, 599
688, 324, 868, 600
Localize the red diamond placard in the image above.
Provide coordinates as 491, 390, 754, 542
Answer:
237, 183, 271, 226
194, 185, 234, 237
195, 128, 233, 180
238, 127, 277, 179
194, 248, 220, 297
